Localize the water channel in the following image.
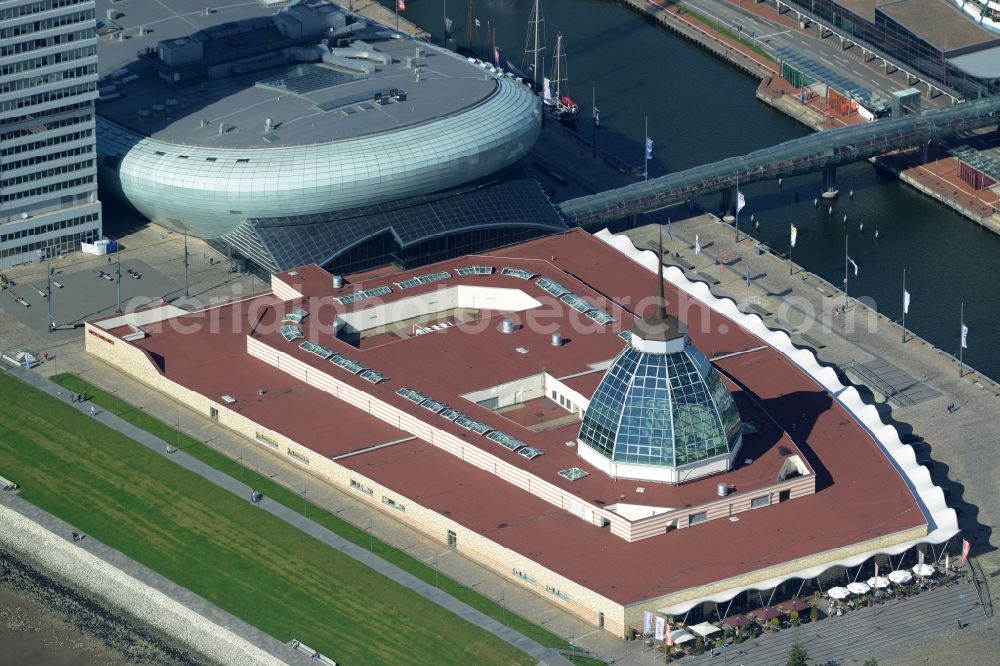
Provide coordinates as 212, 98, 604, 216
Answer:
390, 0, 1000, 379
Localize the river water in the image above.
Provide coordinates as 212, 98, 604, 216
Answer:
395, 0, 1000, 380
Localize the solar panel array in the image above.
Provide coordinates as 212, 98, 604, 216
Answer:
282, 309, 309, 324
558, 467, 590, 481
518, 447, 544, 459
280, 325, 304, 341
337, 285, 392, 305
486, 430, 526, 451
256, 64, 357, 96
396, 271, 452, 290
360, 369, 389, 384
456, 266, 494, 275
329, 354, 367, 375
536, 277, 571, 297
501, 267, 536, 280
299, 341, 334, 358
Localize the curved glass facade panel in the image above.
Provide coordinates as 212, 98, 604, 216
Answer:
579, 342, 741, 471
102, 78, 541, 239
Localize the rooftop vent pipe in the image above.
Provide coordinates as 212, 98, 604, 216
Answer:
501, 319, 515, 334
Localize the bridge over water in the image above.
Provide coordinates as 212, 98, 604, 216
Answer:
557, 97, 1000, 227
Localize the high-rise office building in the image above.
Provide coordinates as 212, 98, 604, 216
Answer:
0, 0, 101, 269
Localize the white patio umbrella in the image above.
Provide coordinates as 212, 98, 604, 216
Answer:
912, 563, 936, 577
867, 576, 891, 589
827, 586, 850, 599
887, 570, 912, 584
847, 581, 871, 595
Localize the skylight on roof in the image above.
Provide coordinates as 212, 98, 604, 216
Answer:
455, 416, 491, 434
329, 354, 368, 375
486, 431, 526, 451
561, 293, 596, 314
396, 387, 428, 404
618, 330, 633, 342
360, 369, 389, 384
439, 408, 464, 421
280, 325, 304, 341
558, 467, 590, 481
420, 398, 449, 413
337, 285, 392, 305
536, 277, 571, 297
456, 266, 494, 275
395, 271, 452, 290
585, 309, 616, 325
299, 340, 333, 358
501, 267, 536, 280
282, 309, 309, 324
518, 447, 544, 460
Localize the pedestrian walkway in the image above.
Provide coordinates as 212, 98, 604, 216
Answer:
5, 365, 571, 666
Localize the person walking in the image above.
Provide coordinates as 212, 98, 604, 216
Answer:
90, 405, 96, 416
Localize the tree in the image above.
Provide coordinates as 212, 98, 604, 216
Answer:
809, 606, 819, 623
863, 660, 878, 666
770, 617, 780, 631
790, 610, 800, 626
788, 641, 808, 666
694, 636, 703, 654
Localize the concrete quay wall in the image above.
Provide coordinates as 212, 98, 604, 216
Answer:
0, 503, 285, 666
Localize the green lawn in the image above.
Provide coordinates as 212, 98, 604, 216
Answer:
2, 371, 534, 666
50, 374, 572, 651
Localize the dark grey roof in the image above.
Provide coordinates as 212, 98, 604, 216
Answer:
632, 314, 686, 343
227, 171, 567, 271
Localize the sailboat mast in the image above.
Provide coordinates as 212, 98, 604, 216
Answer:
533, 0, 541, 90
553, 33, 561, 99
467, 0, 473, 54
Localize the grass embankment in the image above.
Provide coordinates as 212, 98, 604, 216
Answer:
50, 373, 573, 652
662, 2, 777, 64
2, 371, 534, 665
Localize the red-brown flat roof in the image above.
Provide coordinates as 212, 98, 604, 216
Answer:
110, 230, 925, 605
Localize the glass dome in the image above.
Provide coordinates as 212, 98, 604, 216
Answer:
579, 342, 742, 472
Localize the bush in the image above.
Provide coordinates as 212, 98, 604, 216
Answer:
770, 617, 780, 631
809, 607, 819, 623
789, 642, 808, 666
694, 636, 703, 654
790, 610, 800, 626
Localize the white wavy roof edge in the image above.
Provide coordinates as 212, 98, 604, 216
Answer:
595, 229, 959, 614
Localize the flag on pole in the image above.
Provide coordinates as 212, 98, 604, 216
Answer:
790, 224, 798, 248
945, 553, 950, 571
645, 137, 653, 160
593, 106, 600, 128
719, 250, 727, 272
962, 539, 971, 562
666, 219, 673, 240
445, 17, 453, 31
918, 550, 925, 566
643, 611, 654, 636
694, 235, 701, 255
474, 17, 481, 27
903, 289, 911, 314
961, 324, 968, 349
542, 77, 551, 101
736, 191, 746, 213
849, 257, 859, 276
397, 0, 405, 11
666, 623, 675, 647
493, 46, 500, 66
654, 616, 665, 641
746, 265, 752, 287
874, 563, 879, 579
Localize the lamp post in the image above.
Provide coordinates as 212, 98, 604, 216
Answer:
115, 241, 122, 314
183, 230, 190, 299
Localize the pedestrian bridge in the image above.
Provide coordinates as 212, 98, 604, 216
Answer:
557, 96, 1000, 227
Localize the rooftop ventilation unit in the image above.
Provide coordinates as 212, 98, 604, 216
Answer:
717, 483, 730, 497
501, 319, 515, 334
551, 332, 562, 347
332, 275, 344, 289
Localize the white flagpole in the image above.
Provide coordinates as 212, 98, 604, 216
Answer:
644, 116, 648, 182
959, 301, 965, 377
734, 170, 740, 243
902, 268, 907, 344
844, 235, 849, 310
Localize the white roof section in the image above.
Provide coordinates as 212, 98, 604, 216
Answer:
948, 45, 1000, 78
596, 229, 958, 616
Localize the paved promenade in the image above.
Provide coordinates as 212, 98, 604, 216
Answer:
1, 365, 570, 666
625, 216, 998, 665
